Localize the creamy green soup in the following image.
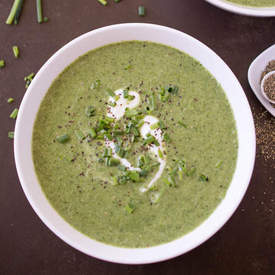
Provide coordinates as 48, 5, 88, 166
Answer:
32, 41, 238, 248
225, 0, 275, 7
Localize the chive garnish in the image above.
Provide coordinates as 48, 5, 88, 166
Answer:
199, 174, 209, 182
150, 122, 159, 130
215, 160, 223, 168
97, 0, 107, 6
36, 0, 43, 23
158, 149, 163, 159
107, 158, 120, 167
127, 171, 140, 182
56, 134, 70, 143
85, 106, 96, 117
123, 89, 129, 98
125, 202, 135, 214
12, 46, 19, 58
8, 131, 14, 139
10, 108, 18, 119
90, 80, 101, 89
0, 60, 5, 68
6, 0, 22, 25
114, 0, 121, 3
163, 132, 170, 142
43, 16, 49, 22
178, 121, 187, 128
89, 128, 97, 138
138, 5, 145, 16
13, 0, 24, 24
24, 73, 35, 88
75, 130, 85, 141
7, 98, 14, 104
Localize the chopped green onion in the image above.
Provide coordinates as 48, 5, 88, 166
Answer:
163, 132, 171, 142
10, 108, 18, 119
90, 79, 101, 89
137, 120, 144, 128
13, 0, 24, 24
6, 0, 22, 24
158, 149, 163, 159
85, 106, 96, 117
199, 174, 209, 182
89, 128, 97, 138
124, 64, 132, 70
127, 171, 140, 182
12, 46, 19, 58
7, 98, 14, 104
24, 73, 35, 88
36, 0, 43, 23
97, 0, 107, 6
138, 5, 145, 16
75, 130, 85, 141
8, 131, 14, 139
56, 134, 70, 143
123, 89, 129, 98
114, 95, 120, 101
0, 60, 5, 68
150, 122, 159, 130
114, 0, 121, 3
107, 158, 120, 167
125, 202, 135, 214
178, 121, 187, 128
43, 16, 49, 22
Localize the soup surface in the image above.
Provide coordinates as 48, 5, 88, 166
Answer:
32, 41, 238, 247
225, 0, 275, 7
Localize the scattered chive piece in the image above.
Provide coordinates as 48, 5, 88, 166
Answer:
0, 60, 5, 68
107, 158, 120, 167
114, 0, 121, 2
199, 174, 209, 182
114, 95, 120, 101
178, 121, 187, 128
10, 108, 18, 119
6, 0, 22, 25
123, 89, 129, 98
36, 0, 43, 23
75, 130, 85, 141
158, 149, 163, 159
43, 16, 48, 22
8, 131, 14, 139
163, 132, 171, 142
24, 72, 35, 88
125, 202, 135, 214
90, 79, 101, 89
150, 122, 159, 130
106, 88, 115, 97
13, 0, 24, 24
85, 106, 96, 117
12, 46, 19, 58
138, 5, 145, 16
97, 0, 107, 6
7, 98, 14, 104
56, 134, 69, 143
89, 128, 97, 138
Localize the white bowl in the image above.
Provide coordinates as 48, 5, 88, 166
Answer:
205, 0, 275, 17
14, 23, 256, 264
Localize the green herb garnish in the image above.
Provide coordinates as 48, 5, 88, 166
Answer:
8, 131, 14, 139
199, 174, 209, 182
36, 0, 43, 23
0, 60, 5, 68
24, 73, 35, 88
138, 5, 145, 16
56, 134, 70, 143
97, 0, 107, 6
6, 0, 23, 24
10, 108, 18, 119
7, 98, 14, 104
178, 121, 187, 128
12, 46, 19, 58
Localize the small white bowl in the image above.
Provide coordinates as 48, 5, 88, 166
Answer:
205, 0, 275, 17
261, 71, 275, 104
14, 23, 255, 264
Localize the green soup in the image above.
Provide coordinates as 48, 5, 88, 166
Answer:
32, 41, 238, 248
225, 0, 275, 7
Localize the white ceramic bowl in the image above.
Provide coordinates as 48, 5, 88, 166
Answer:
205, 0, 275, 17
14, 23, 255, 264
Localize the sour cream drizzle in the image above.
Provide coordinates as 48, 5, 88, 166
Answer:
106, 88, 166, 192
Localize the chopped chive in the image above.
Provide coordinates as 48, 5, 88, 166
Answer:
107, 158, 120, 167
125, 108, 139, 118
106, 88, 115, 97
215, 160, 223, 168
114, 0, 121, 2
123, 89, 129, 98
13, 0, 24, 24
43, 16, 48, 22
24, 72, 35, 88
150, 122, 159, 130
137, 120, 144, 128
56, 134, 69, 143
36, 0, 43, 23
12, 46, 19, 58
0, 60, 5, 68
114, 95, 120, 101
128, 171, 140, 182
7, 98, 14, 104
90, 79, 101, 89
158, 149, 163, 159
85, 106, 96, 117
178, 121, 187, 128
89, 128, 97, 138
125, 202, 135, 214
8, 131, 14, 139
199, 174, 209, 182
138, 5, 145, 16
112, 176, 119, 186
124, 64, 132, 70
75, 130, 85, 141
97, 0, 107, 6
10, 108, 18, 119
163, 132, 171, 142
6, 0, 22, 24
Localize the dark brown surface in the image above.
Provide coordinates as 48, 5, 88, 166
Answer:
0, 0, 274, 274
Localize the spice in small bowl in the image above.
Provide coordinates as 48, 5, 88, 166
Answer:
261, 71, 275, 105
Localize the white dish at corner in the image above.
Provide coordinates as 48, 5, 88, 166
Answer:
14, 23, 256, 264
248, 44, 275, 117
205, 0, 275, 17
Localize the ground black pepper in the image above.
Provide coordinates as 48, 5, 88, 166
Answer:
263, 73, 275, 102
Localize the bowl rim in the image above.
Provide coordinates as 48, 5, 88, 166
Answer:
205, 0, 275, 17
14, 23, 256, 264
